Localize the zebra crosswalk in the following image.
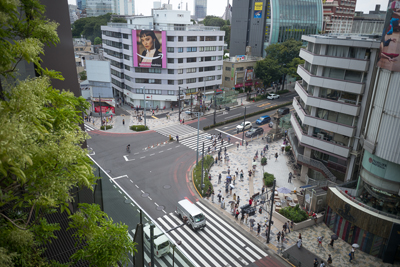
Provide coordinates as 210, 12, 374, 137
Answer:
155, 201, 268, 267
84, 123, 95, 132
180, 133, 234, 152
155, 124, 202, 139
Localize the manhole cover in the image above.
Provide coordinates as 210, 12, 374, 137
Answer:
105, 169, 111, 173
156, 205, 165, 211
222, 171, 227, 174
163, 185, 171, 189
124, 199, 132, 204
141, 193, 149, 198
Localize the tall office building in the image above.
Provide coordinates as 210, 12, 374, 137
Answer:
86, 0, 113, 17
194, 0, 207, 20
101, 9, 224, 109
230, 0, 323, 58
323, 0, 357, 34
289, 35, 380, 183
113, 0, 135, 15
77, 0, 87, 10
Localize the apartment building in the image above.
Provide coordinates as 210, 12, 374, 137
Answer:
288, 35, 380, 183
101, 9, 224, 109
323, 0, 357, 34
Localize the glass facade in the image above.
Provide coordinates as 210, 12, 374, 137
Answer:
264, 0, 323, 54
195, 0, 207, 19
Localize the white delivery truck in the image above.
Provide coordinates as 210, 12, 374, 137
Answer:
176, 199, 206, 230
143, 224, 171, 258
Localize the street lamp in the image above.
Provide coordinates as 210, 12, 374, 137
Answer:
171, 241, 182, 266
178, 86, 187, 122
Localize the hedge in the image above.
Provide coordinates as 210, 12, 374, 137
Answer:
130, 125, 149, 131
100, 125, 113, 130
263, 172, 275, 187
193, 155, 214, 197
203, 101, 292, 130
249, 90, 290, 102
278, 204, 309, 223
276, 89, 290, 95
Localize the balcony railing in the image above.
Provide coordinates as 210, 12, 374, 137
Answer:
306, 175, 337, 187
288, 127, 337, 182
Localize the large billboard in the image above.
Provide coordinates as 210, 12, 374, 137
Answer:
378, 0, 400, 72
132, 30, 166, 68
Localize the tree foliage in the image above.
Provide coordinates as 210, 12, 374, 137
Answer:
68, 204, 137, 267
0, 1, 135, 265
94, 37, 102, 45
255, 57, 282, 88
201, 16, 230, 48
71, 13, 112, 42
111, 17, 127, 23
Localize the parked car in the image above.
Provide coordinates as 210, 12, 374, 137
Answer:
256, 115, 271, 125
278, 107, 290, 115
236, 121, 252, 132
245, 127, 264, 138
267, 94, 280, 100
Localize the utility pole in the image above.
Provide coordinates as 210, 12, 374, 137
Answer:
178, 87, 181, 122
213, 92, 217, 125
196, 111, 200, 164
201, 141, 205, 195
99, 94, 103, 127
150, 223, 155, 266
266, 179, 276, 243
242, 106, 246, 146
142, 86, 146, 127
190, 93, 193, 114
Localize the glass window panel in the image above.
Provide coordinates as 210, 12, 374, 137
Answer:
327, 111, 338, 122
337, 113, 353, 126
344, 70, 362, 82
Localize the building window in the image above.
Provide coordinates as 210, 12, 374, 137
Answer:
187, 36, 197, 42
168, 58, 174, 63
199, 47, 204, 52
168, 90, 175, 95
204, 66, 215, 71
135, 68, 161, 73
199, 67, 203, 72
168, 69, 174, 74
236, 77, 243, 83
178, 36, 183, 42
200, 36, 204, 41
217, 75, 221, 80
198, 77, 203, 82
218, 56, 222, 60
187, 68, 196, 73
205, 76, 215, 81
198, 57, 204, 62
205, 46, 216, 51
123, 44, 129, 50
219, 36, 223, 41
225, 77, 230, 81
167, 36, 174, 41
123, 34, 129, 39
178, 69, 183, 74
187, 57, 196, 63
178, 47, 183, 53
167, 47, 174, 52
206, 36, 217, 41
178, 58, 183, 63
225, 67, 231, 71
168, 80, 174, 85
187, 47, 197, 52
178, 79, 183, 85
218, 46, 223, 51
124, 54, 130, 60
124, 65, 130, 70
236, 67, 244, 71
205, 56, 216, 61
217, 65, 222, 70
186, 78, 196, 83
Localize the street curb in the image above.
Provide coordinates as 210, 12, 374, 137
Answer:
190, 162, 203, 199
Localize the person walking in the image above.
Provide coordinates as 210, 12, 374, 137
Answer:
320, 260, 325, 267
122, 119, 125, 125
283, 223, 287, 233
230, 201, 235, 212
288, 172, 292, 183
351, 247, 355, 259
277, 231, 281, 242
240, 170, 244, 181
221, 198, 225, 209
229, 184, 233, 196
248, 170, 252, 179
233, 193, 236, 202
275, 152, 278, 161
349, 250, 353, 262
235, 209, 239, 220
281, 231, 285, 242
287, 221, 291, 233
249, 198, 253, 206
217, 191, 222, 202
313, 258, 319, 267
236, 195, 240, 206
317, 236, 323, 247
327, 254, 332, 265
218, 173, 222, 184
261, 185, 265, 194
297, 238, 302, 248
257, 223, 261, 236
211, 191, 215, 203
237, 143, 239, 150
176, 135, 179, 143
329, 238, 334, 247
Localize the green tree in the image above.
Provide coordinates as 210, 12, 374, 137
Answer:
0, 1, 135, 265
254, 57, 282, 88
68, 204, 137, 267
111, 17, 127, 23
286, 57, 304, 80
71, 13, 112, 42
94, 37, 102, 45
79, 70, 87, 80
202, 16, 227, 27
221, 25, 231, 48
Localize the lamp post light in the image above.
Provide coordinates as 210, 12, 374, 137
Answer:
171, 241, 182, 267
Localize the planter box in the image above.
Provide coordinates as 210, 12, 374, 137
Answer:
273, 211, 324, 231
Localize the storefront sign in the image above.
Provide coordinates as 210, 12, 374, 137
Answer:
254, 10, 262, 18
254, 2, 263, 10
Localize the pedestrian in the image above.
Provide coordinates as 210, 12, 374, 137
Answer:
176, 135, 179, 142
281, 231, 285, 242
250, 220, 254, 231
299, 233, 302, 240
327, 254, 332, 265
351, 247, 355, 259
237, 143, 239, 150
275, 152, 278, 161
283, 223, 287, 233
291, 221, 294, 230
317, 236, 323, 247
281, 146, 284, 154
262, 185, 265, 194
218, 191, 222, 202
313, 258, 319, 267
297, 238, 302, 248
245, 213, 248, 224
329, 238, 334, 247
233, 193, 236, 202
320, 260, 325, 267
287, 221, 291, 233
152, 109, 155, 115
235, 209, 239, 220
227, 167, 230, 175
249, 198, 253, 206
277, 231, 281, 242
218, 173, 222, 184
211, 191, 215, 203
288, 172, 292, 183
266, 144, 269, 150
235, 168, 239, 177
245, 141, 248, 149
349, 251, 353, 262
182, 118, 184, 124
221, 198, 225, 209
257, 223, 261, 236
248, 170, 252, 178
233, 175, 236, 185
234, 203, 238, 214
230, 201, 235, 212
240, 170, 244, 181
215, 157, 218, 164
237, 195, 240, 205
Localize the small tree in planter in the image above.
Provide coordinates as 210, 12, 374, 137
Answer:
285, 145, 291, 154
261, 157, 267, 172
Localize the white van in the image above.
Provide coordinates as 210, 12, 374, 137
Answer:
176, 199, 206, 230
143, 224, 170, 258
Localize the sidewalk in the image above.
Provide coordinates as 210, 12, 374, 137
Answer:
202, 135, 399, 267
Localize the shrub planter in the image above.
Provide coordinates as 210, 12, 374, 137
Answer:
130, 125, 149, 131
192, 155, 214, 197
100, 125, 113, 130
273, 210, 325, 231
263, 172, 275, 187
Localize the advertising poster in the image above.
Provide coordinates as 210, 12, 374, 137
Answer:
245, 69, 254, 81
254, 10, 262, 18
254, 2, 263, 10
377, 0, 400, 72
236, 55, 246, 61
132, 30, 167, 68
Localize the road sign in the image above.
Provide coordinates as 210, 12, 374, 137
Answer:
305, 194, 310, 203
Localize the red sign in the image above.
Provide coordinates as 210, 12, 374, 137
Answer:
235, 82, 253, 88
95, 106, 115, 113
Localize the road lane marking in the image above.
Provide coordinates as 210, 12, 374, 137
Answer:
224, 114, 242, 119
150, 153, 155, 156
151, 115, 159, 119
135, 184, 139, 188
123, 155, 135, 161
140, 156, 146, 159
159, 151, 163, 153
155, 202, 159, 206
215, 129, 242, 140
112, 175, 128, 180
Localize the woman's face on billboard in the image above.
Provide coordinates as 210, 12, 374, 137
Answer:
141, 34, 154, 50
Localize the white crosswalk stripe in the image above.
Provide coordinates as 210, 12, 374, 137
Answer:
155, 124, 201, 139
84, 123, 95, 132
156, 202, 268, 267
179, 133, 234, 152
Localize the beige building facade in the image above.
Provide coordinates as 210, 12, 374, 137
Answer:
222, 56, 262, 90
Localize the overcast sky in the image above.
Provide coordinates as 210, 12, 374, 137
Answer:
68, 0, 389, 17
